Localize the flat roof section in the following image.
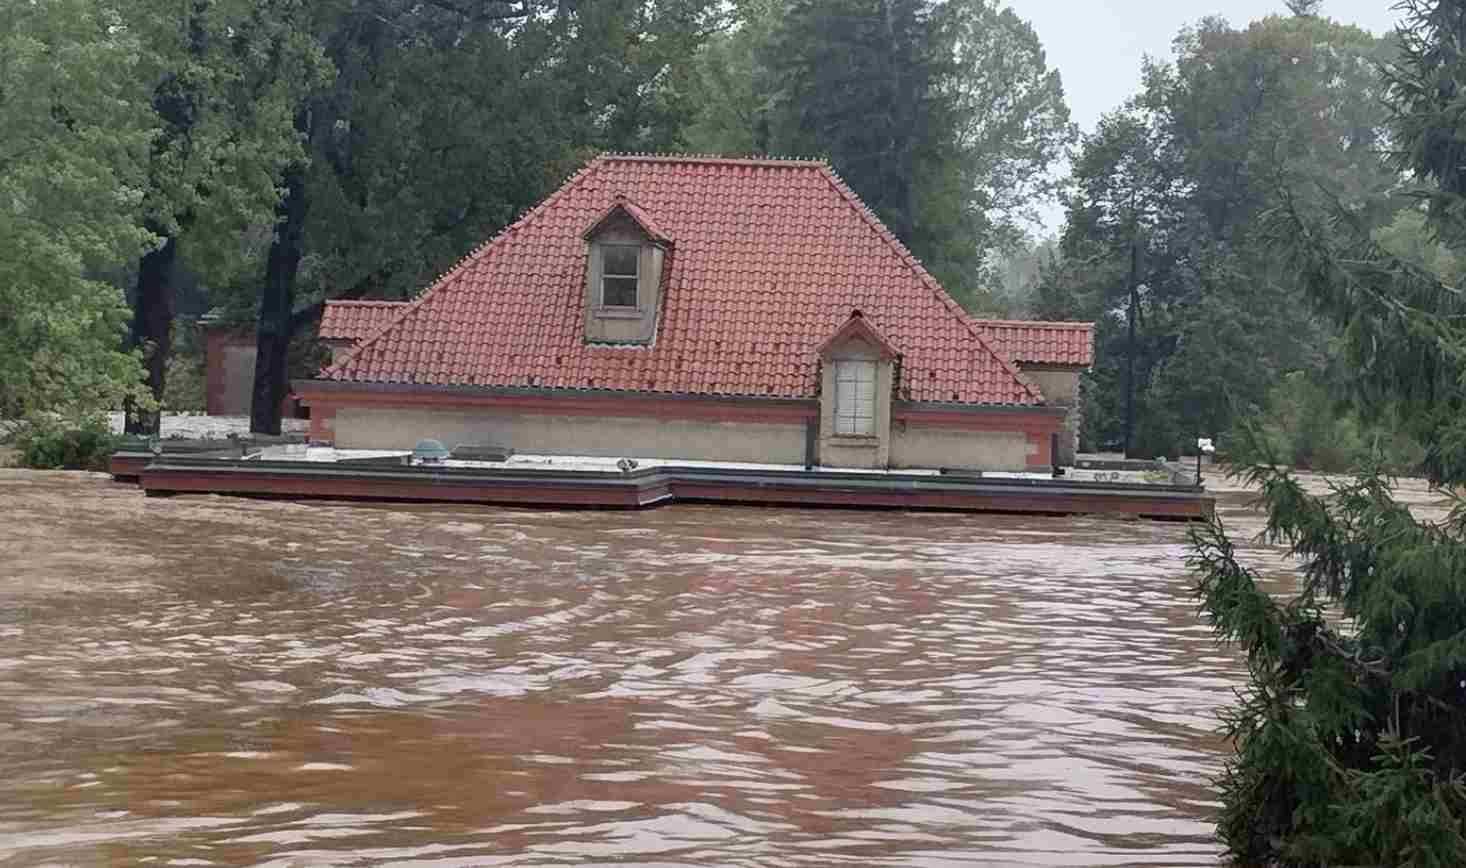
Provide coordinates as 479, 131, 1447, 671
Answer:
110, 452, 1214, 522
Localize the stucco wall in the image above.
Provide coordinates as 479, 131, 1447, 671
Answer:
889, 426, 1033, 471
333, 406, 808, 464
1023, 369, 1078, 404
1020, 367, 1082, 465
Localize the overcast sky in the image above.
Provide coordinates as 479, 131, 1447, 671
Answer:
1009, 0, 1406, 231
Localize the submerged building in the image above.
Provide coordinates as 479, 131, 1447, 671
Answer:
296, 154, 1092, 470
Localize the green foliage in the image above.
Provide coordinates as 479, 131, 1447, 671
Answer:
129, 0, 327, 246
237, 0, 720, 318
688, 0, 1074, 306
1193, 2, 1466, 862
768, 0, 949, 245
1228, 370, 1426, 474
11, 416, 121, 471
1191, 468, 1466, 865
684, 0, 780, 154
0, 0, 157, 419
1048, 13, 1399, 455
162, 322, 207, 412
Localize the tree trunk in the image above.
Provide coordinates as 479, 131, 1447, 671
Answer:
250, 162, 308, 435
124, 232, 178, 436
879, 0, 915, 243
1123, 236, 1138, 457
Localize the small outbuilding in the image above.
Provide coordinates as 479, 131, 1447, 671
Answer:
295, 154, 1093, 471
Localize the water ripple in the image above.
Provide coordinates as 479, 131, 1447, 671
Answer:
3, 470, 1414, 865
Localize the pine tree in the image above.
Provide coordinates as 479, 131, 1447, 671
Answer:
1191, 2, 1466, 863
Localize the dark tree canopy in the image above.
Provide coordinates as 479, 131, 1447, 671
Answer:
690, 0, 1075, 307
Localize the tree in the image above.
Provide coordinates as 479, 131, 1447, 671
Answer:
940, 0, 1076, 255
1191, 1, 1466, 863
769, 0, 945, 246
121, 0, 325, 435
1051, 13, 1397, 457
247, 0, 720, 434
685, 0, 781, 155
0, 0, 156, 422
1050, 101, 1187, 453
754, 0, 1073, 304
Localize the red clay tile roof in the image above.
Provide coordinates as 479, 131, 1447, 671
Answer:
319, 300, 410, 342
583, 195, 673, 245
972, 319, 1094, 367
322, 154, 1042, 406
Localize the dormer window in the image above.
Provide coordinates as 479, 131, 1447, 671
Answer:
580, 195, 672, 345
816, 311, 900, 468
601, 244, 641, 308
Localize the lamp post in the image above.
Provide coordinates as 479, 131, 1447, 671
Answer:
1196, 437, 1215, 486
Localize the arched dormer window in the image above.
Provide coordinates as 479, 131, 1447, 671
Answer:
581, 195, 672, 344
816, 310, 900, 468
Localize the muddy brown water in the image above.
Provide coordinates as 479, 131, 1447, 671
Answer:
2, 469, 1438, 866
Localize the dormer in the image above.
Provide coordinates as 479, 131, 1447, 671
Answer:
816, 310, 900, 468
582, 195, 672, 345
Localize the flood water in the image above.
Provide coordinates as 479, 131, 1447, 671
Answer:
0, 469, 1408, 866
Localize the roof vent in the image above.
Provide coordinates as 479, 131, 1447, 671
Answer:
412, 439, 450, 465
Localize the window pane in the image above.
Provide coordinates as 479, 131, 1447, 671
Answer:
603, 245, 639, 277
836, 360, 875, 384
602, 276, 638, 307
831, 359, 879, 436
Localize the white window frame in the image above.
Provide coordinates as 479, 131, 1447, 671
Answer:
600, 243, 640, 308
833, 359, 878, 436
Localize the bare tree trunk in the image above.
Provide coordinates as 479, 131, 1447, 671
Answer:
124, 232, 178, 436
250, 162, 308, 435
879, 0, 915, 243
1123, 236, 1138, 456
